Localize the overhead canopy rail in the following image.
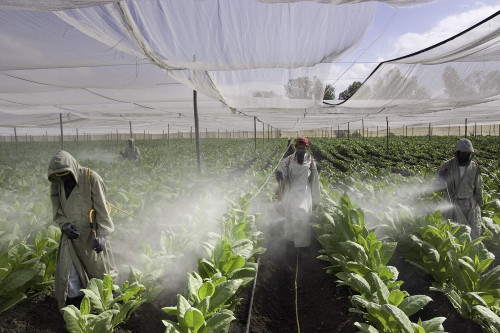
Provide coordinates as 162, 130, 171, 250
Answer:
0, 0, 499, 135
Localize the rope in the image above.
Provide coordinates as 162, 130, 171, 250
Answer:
295, 247, 301, 333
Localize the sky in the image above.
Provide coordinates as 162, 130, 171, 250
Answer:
328, 0, 500, 95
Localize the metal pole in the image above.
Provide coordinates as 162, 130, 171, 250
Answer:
193, 90, 201, 174
254, 117, 257, 150
347, 122, 350, 140
60, 113, 64, 151
14, 127, 18, 150
465, 118, 467, 138
428, 122, 431, 141
262, 122, 264, 146
129, 121, 132, 137
386, 117, 389, 152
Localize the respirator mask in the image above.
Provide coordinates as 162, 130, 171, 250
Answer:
296, 149, 306, 164
456, 151, 472, 166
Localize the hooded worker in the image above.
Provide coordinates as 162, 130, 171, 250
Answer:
433, 138, 483, 239
48, 151, 118, 310
276, 137, 320, 247
120, 138, 141, 160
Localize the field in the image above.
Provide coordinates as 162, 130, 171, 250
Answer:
0, 136, 499, 332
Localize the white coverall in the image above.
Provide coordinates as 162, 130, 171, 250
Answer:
279, 152, 320, 247
433, 139, 483, 239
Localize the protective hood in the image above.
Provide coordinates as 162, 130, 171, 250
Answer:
455, 138, 474, 153
48, 150, 80, 183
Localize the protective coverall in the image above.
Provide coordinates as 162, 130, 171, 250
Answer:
433, 138, 483, 239
48, 151, 118, 309
279, 151, 320, 247
121, 139, 141, 160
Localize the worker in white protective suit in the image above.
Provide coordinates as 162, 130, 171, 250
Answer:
275, 137, 320, 247
120, 138, 141, 160
433, 138, 483, 239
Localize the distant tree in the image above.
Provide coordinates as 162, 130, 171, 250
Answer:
339, 81, 362, 100
323, 84, 335, 100
442, 66, 475, 98
443, 65, 500, 99
252, 90, 277, 98
284, 76, 323, 100
369, 67, 430, 99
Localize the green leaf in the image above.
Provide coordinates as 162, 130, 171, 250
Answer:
388, 290, 406, 307
92, 310, 117, 333
419, 317, 446, 332
353, 322, 379, 333
62, 305, 85, 333
380, 304, 413, 333
398, 295, 432, 317
184, 308, 205, 333
205, 309, 235, 333
207, 279, 242, 314
472, 305, 500, 330
198, 282, 215, 300
162, 306, 178, 316
222, 255, 245, 275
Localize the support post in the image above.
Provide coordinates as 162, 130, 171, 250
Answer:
254, 117, 257, 150
14, 127, 18, 150
60, 113, 64, 151
386, 117, 389, 152
129, 121, 133, 137
465, 118, 467, 138
193, 90, 201, 174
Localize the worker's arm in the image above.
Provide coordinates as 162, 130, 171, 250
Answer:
473, 165, 483, 206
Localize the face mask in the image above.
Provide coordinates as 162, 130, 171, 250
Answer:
456, 152, 472, 166
296, 150, 305, 164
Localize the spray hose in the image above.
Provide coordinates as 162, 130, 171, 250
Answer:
242, 140, 293, 209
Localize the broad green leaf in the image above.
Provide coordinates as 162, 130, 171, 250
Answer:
388, 290, 406, 307
184, 307, 205, 333
221, 255, 245, 275
205, 309, 235, 333
207, 279, 242, 314
419, 317, 446, 332
162, 306, 178, 316
472, 305, 500, 330
353, 322, 379, 333
398, 295, 432, 317
380, 304, 413, 333
62, 305, 85, 333
198, 282, 215, 300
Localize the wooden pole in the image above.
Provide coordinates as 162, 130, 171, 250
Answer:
59, 113, 64, 150
347, 122, 350, 140
129, 121, 132, 137
14, 127, 18, 150
193, 90, 201, 174
465, 118, 467, 138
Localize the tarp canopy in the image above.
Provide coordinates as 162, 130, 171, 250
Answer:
0, 0, 499, 135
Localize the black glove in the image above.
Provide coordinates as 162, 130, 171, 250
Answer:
275, 170, 283, 181
92, 236, 106, 253
62, 223, 80, 239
